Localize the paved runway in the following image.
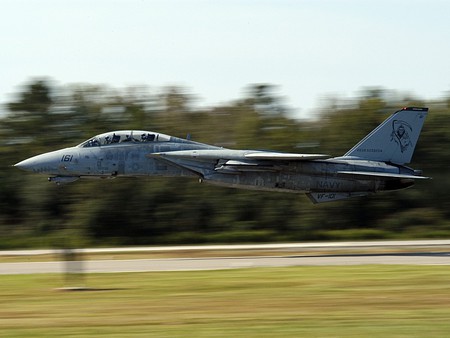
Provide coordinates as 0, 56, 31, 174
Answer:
3, 239, 450, 256
2, 252, 450, 275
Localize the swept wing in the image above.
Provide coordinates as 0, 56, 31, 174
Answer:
150, 149, 330, 175
151, 149, 330, 161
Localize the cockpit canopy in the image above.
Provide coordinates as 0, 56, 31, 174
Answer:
78, 130, 171, 148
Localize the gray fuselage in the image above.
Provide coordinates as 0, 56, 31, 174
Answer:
20, 137, 413, 194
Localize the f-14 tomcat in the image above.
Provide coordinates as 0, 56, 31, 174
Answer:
15, 107, 429, 203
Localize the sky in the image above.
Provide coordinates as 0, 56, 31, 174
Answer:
1, 0, 449, 118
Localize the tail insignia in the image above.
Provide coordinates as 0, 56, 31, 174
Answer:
391, 120, 412, 153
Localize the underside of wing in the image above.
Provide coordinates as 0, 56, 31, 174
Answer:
337, 171, 430, 180
215, 160, 280, 174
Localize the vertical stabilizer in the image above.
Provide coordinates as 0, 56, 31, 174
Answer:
344, 107, 428, 164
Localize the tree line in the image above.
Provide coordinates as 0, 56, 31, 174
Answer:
0, 80, 449, 248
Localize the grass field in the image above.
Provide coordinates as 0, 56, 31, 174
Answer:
2, 266, 450, 337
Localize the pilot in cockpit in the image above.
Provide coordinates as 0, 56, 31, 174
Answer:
141, 133, 155, 142
111, 133, 121, 143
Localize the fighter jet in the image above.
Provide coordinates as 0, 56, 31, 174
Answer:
15, 107, 429, 203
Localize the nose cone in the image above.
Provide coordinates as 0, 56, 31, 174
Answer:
14, 158, 36, 172
14, 149, 77, 175
14, 154, 51, 173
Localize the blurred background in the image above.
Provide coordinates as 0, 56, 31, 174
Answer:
1, 80, 449, 248
1, 1, 449, 248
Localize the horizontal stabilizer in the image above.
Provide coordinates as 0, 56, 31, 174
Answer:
337, 171, 429, 180
245, 152, 330, 161
307, 192, 369, 204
